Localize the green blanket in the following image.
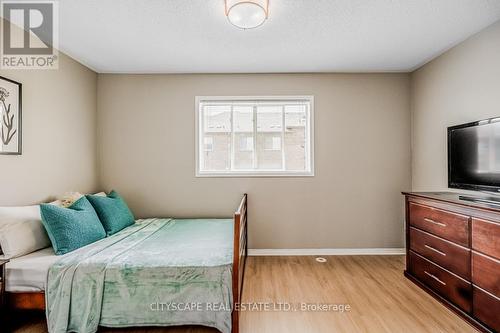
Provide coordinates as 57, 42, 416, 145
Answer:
46, 218, 234, 333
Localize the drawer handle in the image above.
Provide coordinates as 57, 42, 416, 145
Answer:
424, 244, 447, 256
424, 218, 446, 227
424, 271, 446, 286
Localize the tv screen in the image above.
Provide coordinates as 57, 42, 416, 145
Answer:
448, 118, 500, 193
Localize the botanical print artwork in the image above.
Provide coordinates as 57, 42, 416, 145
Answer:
0, 77, 22, 155
0, 87, 16, 145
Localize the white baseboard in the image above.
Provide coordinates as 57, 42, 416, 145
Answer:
247, 248, 405, 256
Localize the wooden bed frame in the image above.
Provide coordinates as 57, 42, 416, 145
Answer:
6, 193, 249, 333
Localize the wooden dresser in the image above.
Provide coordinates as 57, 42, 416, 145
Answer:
403, 192, 499, 333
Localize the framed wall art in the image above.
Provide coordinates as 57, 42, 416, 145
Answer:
0, 76, 22, 155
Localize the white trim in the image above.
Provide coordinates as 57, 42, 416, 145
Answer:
195, 96, 315, 177
196, 95, 314, 102
248, 248, 406, 256
196, 170, 314, 178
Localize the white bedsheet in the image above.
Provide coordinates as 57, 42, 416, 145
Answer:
5, 247, 59, 292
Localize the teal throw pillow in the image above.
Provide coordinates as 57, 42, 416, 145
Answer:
86, 190, 135, 236
40, 197, 106, 255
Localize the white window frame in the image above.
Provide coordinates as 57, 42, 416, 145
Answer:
195, 96, 315, 177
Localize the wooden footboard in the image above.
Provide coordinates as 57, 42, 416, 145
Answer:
232, 193, 248, 333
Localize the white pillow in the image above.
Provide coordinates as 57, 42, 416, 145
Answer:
0, 205, 50, 259
50, 192, 84, 208
50, 192, 106, 207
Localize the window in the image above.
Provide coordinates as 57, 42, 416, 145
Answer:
264, 136, 281, 151
196, 96, 314, 176
204, 137, 214, 152
239, 136, 254, 152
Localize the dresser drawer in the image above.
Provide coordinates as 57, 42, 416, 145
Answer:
409, 251, 471, 313
410, 227, 470, 279
473, 287, 500, 332
409, 203, 469, 246
472, 252, 500, 298
472, 218, 500, 260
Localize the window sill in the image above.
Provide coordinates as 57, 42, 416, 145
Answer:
195, 171, 315, 178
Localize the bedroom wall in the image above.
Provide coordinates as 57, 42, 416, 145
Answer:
0, 43, 99, 205
411, 21, 500, 191
97, 73, 411, 249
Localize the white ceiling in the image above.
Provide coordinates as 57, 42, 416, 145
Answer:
56, 0, 500, 73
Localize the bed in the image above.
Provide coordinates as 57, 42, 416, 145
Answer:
5, 194, 248, 333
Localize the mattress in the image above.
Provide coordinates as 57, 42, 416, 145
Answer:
5, 247, 59, 292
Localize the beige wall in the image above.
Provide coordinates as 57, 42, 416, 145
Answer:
0, 53, 99, 205
98, 74, 411, 249
411, 21, 500, 191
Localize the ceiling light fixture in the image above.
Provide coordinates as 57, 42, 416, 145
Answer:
225, 0, 269, 30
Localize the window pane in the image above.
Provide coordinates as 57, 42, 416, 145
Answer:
264, 136, 281, 151
204, 137, 213, 151
239, 136, 253, 151
234, 106, 253, 132
284, 105, 307, 171
202, 105, 231, 170
234, 134, 253, 169
234, 106, 254, 170
257, 106, 283, 170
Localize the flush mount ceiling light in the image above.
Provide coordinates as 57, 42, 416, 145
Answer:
225, 0, 269, 30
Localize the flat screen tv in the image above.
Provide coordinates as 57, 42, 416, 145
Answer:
448, 117, 500, 193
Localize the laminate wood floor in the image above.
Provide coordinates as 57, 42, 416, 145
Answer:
7, 256, 478, 333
